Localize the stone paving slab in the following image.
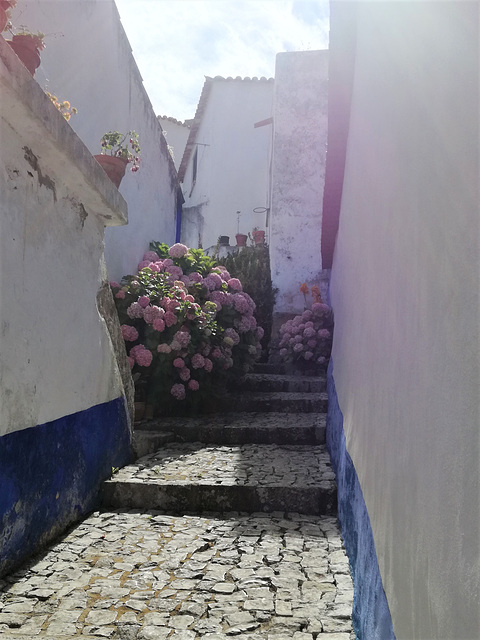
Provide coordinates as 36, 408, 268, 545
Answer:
238, 374, 326, 394
110, 444, 335, 486
0, 510, 355, 639
136, 413, 326, 446
102, 444, 336, 514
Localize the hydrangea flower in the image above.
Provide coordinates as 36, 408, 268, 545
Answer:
143, 251, 160, 262
130, 345, 152, 367
191, 353, 205, 369
173, 358, 185, 368
179, 367, 191, 381
170, 383, 186, 400
173, 330, 191, 348
121, 324, 139, 342
225, 328, 240, 345
164, 311, 177, 327
157, 343, 171, 353
168, 243, 189, 258
127, 302, 144, 319
188, 379, 199, 391
227, 278, 242, 291
152, 318, 165, 333
115, 290, 126, 299
143, 305, 164, 325
204, 273, 223, 291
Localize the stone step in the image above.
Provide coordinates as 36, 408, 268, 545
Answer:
239, 372, 326, 393
221, 391, 328, 413
102, 443, 337, 516
135, 412, 326, 446
253, 362, 286, 374
132, 430, 175, 459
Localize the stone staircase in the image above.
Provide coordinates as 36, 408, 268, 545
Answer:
101, 364, 337, 517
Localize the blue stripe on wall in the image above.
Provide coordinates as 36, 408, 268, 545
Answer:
326, 359, 396, 640
0, 397, 131, 577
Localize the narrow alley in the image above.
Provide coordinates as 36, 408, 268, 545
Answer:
0, 364, 354, 639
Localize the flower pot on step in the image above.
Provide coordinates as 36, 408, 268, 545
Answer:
94, 154, 128, 188
7, 34, 42, 76
252, 229, 265, 246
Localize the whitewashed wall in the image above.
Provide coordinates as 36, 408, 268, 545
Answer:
181, 78, 273, 250
328, 4, 479, 639
270, 51, 328, 316
0, 34, 131, 575
158, 117, 190, 172
12, 0, 177, 281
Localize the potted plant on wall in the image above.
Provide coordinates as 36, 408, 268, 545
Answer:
94, 131, 141, 188
235, 233, 248, 247
45, 91, 78, 121
6, 28, 45, 76
0, 0, 16, 33
251, 227, 265, 246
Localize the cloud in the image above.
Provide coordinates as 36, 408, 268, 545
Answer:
115, 0, 329, 121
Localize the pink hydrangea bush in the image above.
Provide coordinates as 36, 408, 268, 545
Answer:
278, 293, 333, 372
112, 242, 264, 415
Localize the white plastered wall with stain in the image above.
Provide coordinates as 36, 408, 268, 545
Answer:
11, 0, 177, 282
270, 50, 328, 316
181, 79, 274, 250
0, 35, 127, 437
329, 4, 479, 639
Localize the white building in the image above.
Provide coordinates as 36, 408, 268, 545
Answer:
10, 0, 178, 281
178, 76, 274, 250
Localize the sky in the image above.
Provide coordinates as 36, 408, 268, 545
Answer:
114, 0, 330, 122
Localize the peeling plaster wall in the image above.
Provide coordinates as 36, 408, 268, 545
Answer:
270, 51, 328, 316
181, 79, 274, 249
328, 4, 480, 638
0, 36, 131, 575
13, 0, 177, 281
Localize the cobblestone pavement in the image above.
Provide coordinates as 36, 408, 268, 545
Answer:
0, 510, 354, 639
113, 444, 336, 488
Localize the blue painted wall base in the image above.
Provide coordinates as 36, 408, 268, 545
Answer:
326, 359, 396, 640
0, 397, 131, 577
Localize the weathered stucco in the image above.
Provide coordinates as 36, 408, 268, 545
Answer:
328, 4, 480, 638
13, 0, 177, 281
0, 33, 131, 575
270, 51, 328, 316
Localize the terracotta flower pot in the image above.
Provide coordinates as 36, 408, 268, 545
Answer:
252, 229, 265, 246
94, 154, 128, 188
0, 8, 8, 33
6, 35, 43, 76
235, 233, 248, 247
